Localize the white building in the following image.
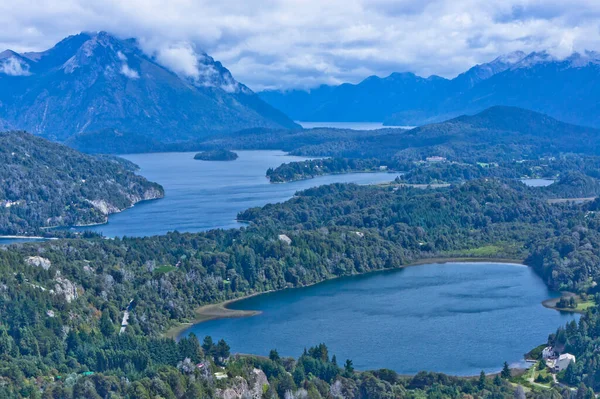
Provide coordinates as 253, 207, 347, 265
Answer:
555, 353, 576, 372
542, 346, 555, 359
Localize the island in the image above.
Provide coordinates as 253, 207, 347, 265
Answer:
194, 149, 239, 161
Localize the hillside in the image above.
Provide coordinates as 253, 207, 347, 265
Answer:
195, 107, 600, 162
0, 131, 164, 235
0, 32, 298, 145
260, 50, 600, 128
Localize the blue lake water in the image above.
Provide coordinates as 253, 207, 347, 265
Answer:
65, 150, 396, 238
181, 262, 577, 376
297, 121, 414, 130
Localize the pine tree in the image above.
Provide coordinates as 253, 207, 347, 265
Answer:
478, 370, 486, 390
501, 361, 511, 379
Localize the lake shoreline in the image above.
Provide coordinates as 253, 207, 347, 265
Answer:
165, 256, 526, 339
268, 170, 398, 184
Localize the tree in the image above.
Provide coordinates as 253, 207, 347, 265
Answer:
478, 371, 486, 390
344, 359, 354, 374
100, 312, 114, 338
331, 354, 337, 366
178, 333, 203, 363
215, 339, 230, 363
269, 349, 280, 362
202, 336, 214, 355
501, 362, 511, 379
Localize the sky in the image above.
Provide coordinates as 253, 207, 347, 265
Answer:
1, 0, 600, 91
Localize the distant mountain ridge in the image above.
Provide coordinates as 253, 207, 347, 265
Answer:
259, 50, 600, 128
0, 32, 298, 143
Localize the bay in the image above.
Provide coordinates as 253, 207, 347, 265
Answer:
68, 150, 396, 238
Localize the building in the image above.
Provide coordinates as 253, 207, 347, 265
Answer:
554, 353, 576, 372
542, 346, 556, 359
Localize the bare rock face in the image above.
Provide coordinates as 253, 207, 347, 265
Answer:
87, 199, 120, 216
250, 368, 269, 398
25, 256, 51, 270
51, 276, 79, 302
216, 369, 269, 399
217, 377, 250, 399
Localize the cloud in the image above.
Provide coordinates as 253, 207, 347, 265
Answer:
153, 42, 200, 79
1, 0, 600, 89
0, 57, 31, 76
120, 64, 139, 79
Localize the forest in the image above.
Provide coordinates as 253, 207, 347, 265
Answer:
0, 131, 164, 235
3, 175, 600, 397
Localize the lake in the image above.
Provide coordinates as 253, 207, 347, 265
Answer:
181, 262, 577, 376
521, 178, 555, 187
66, 150, 396, 238
297, 121, 414, 130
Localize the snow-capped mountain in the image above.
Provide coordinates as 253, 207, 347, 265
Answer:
0, 32, 298, 142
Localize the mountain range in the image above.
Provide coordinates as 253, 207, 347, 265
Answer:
259, 50, 600, 128
0, 32, 298, 143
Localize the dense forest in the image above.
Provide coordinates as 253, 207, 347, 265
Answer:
0, 131, 164, 235
3, 175, 600, 397
194, 149, 239, 161
6, 106, 600, 397
267, 158, 395, 183
193, 107, 600, 164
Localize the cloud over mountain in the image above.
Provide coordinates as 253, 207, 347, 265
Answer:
1, 1, 600, 89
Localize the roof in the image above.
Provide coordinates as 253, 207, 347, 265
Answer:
559, 353, 576, 361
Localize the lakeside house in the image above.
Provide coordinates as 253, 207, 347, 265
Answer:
547, 353, 576, 372
542, 346, 556, 359
555, 354, 576, 372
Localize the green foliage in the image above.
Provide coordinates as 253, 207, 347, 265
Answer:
193, 149, 238, 161
0, 131, 164, 235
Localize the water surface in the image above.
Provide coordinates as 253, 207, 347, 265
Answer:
69, 151, 396, 237
182, 262, 577, 376
521, 179, 555, 187
298, 121, 413, 130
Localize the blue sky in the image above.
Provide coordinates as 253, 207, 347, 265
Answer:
1, 0, 600, 90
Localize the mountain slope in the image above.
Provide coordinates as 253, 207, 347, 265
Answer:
260, 50, 600, 128
259, 72, 451, 122
204, 107, 600, 162
0, 32, 298, 143
0, 131, 164, 235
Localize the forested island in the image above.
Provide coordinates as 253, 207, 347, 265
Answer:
0, 131, 164, 236
194, 149, 239, 161
267, 158, 393, 183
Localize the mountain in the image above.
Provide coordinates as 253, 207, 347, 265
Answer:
259, 72, 451, 123
201, 106, 600, 162
0, 131, 164, 235
260, 50, 600, 128
0, 32, 298, 143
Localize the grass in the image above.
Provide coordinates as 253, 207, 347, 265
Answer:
154, 265, 177, 274
576, 298, 596, 311
461, 245, 503, 257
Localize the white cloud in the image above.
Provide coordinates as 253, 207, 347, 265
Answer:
154, 43, 200, 79
0, 57, 31, 76
1, 0, 600, 89
120, 63, 139, 79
